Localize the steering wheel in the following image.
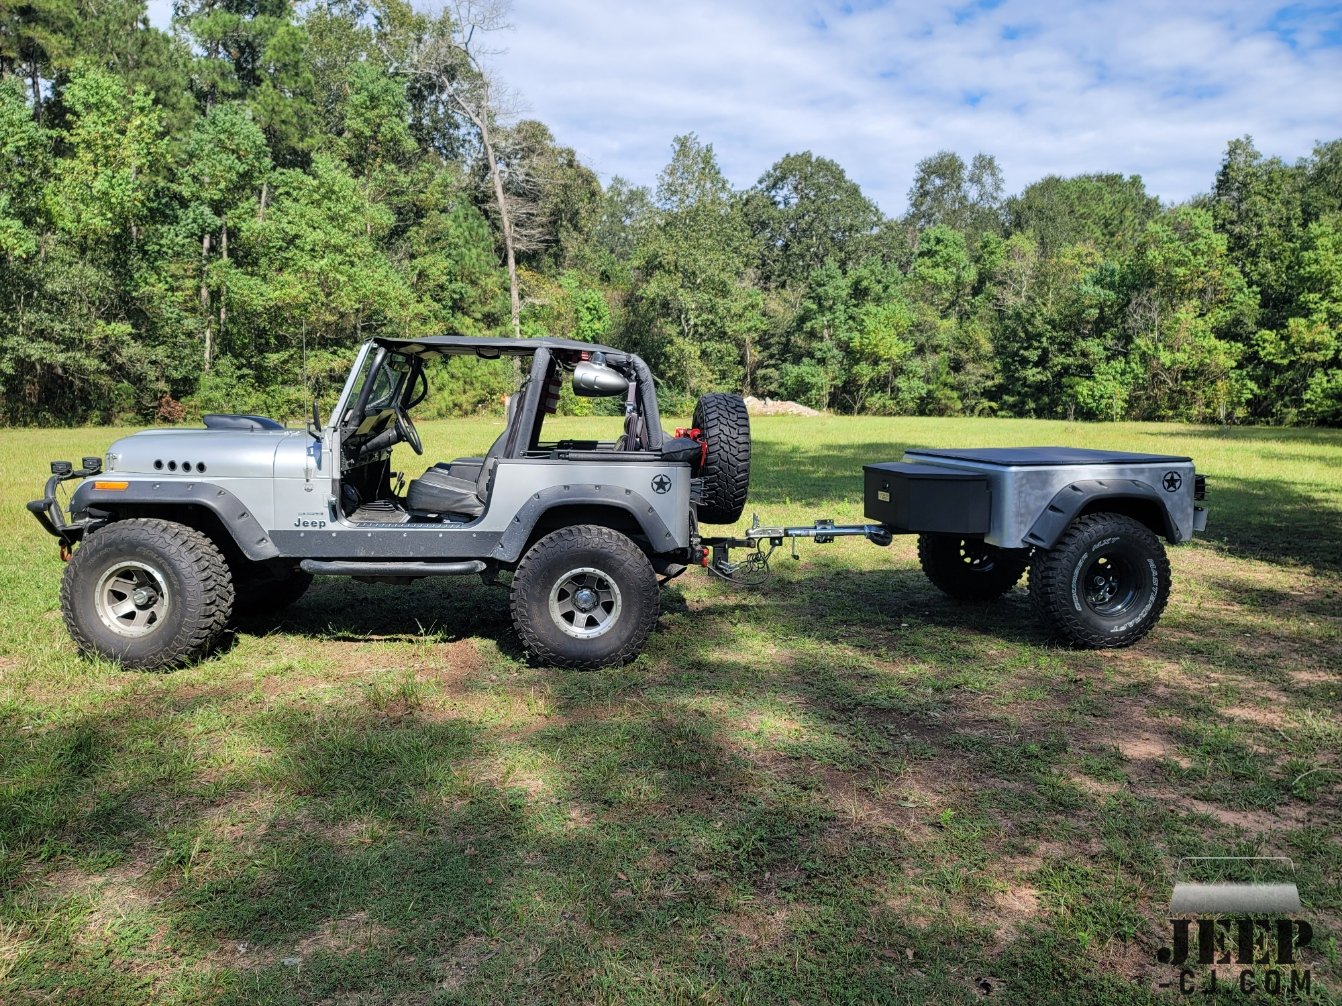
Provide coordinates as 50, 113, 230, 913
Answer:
394, 401, 423, 455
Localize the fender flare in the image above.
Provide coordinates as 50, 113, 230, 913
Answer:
1023, 479, 1180, 550
493, 483, 679, 563
69, 479, 280, 560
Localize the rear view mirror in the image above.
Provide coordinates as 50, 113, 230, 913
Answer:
572, 361, 630, 398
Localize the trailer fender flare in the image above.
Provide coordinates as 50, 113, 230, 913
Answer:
1023, 479, 1180, 549
68, 480, 281, 560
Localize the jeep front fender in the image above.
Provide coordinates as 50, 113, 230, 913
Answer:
69, 480, 280, 560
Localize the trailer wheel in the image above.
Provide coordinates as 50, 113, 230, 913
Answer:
510, 525, 659, 669
692, 393, 751, 525
917, 534, 1027, 601
60, 518, 235, 669
1029, 513, 1170, 648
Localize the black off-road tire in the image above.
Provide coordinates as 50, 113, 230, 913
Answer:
510, 525, 659, 669
1028, 513, 1171, 648
232, 562, 313, 616
918, 534, 1028, 601
60, 518, 235, 670
692, 393, 751, 525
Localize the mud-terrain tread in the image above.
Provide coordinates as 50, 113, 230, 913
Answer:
693, 393, 751, 525
917, 534, 1027, 601
61, 518, 234, 669
510, 524, 659, 669
1028, 513, 1170, 648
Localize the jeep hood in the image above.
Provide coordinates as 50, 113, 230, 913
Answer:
105, 428, 306, 479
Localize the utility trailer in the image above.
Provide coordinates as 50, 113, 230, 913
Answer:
706, 447, 1208, 648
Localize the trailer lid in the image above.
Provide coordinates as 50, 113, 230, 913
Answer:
905, 446, 1192, 466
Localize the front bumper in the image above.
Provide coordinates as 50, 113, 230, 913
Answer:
27, 461, 103, 548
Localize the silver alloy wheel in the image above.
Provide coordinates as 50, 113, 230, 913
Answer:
548, 566, 622, 639
94, 561, 170, 637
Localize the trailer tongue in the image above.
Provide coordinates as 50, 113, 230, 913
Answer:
703, 446, 1207, 649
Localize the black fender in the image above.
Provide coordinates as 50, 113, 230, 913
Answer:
494, 483, 680, 563
1024, 479, 1181, 549
69, 479, 281, 560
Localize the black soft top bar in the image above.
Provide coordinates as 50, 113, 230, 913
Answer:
373, 335, 628, 360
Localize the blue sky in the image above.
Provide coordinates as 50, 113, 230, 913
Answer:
147, 0, 1342, 214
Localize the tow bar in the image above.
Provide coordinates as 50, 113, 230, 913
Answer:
702, 516, 892, 585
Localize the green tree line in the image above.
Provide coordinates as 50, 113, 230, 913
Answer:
1, 0, 1339, 426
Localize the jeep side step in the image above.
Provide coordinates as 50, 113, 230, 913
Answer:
299, 559, 487, 578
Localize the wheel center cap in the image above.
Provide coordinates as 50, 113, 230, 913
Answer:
132, 587, 155, 607
573, 587, 599, 612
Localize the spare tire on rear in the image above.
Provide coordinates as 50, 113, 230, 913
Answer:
692, 393, 751, 524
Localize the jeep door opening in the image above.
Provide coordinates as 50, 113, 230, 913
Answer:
30, 335, 1207, 670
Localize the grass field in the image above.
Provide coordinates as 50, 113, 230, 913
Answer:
1, 416, 1340, 1005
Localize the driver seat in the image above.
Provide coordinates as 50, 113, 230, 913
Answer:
404, 383, 528, 518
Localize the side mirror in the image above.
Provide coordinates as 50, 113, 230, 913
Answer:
572, 361, 630, 398
308, 400, 322, 440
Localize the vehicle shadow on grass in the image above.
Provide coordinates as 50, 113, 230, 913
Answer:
233, 575, 515, 644
230, 559, 1048, 664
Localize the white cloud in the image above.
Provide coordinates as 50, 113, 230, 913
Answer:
488, 0, 1342, 213
141, 0, 1341, 213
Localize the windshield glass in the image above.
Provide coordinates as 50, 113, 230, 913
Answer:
364, 358, 401, 411
343, 350, 415, 423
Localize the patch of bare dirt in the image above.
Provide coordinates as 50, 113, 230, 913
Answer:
990, 885, 1041, 938
1158, 793, 1313, 832
423, 639, 491, 685
226, 910, 394, 972
197, 788, 285, 849
562, 802, 596, 830
294, 910, 393, 957
1095, 697, 1193, 772
809, 765, 942, 834
1286, 667, 1339, 687
1219, 703, 1292, 731
433, 933, 497, 992
1070, 774, 1124, 798
721, 899, 795, 957
742, 396, 820, 417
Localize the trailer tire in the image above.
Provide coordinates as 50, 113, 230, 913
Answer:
60, 518, 234, 669
1029, 513, 1170, 648
692, 393, 751, 525
510, 525, 659, 669
918, 534, 1027, 601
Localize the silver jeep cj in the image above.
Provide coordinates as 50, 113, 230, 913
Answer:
29, 336, 750, 669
